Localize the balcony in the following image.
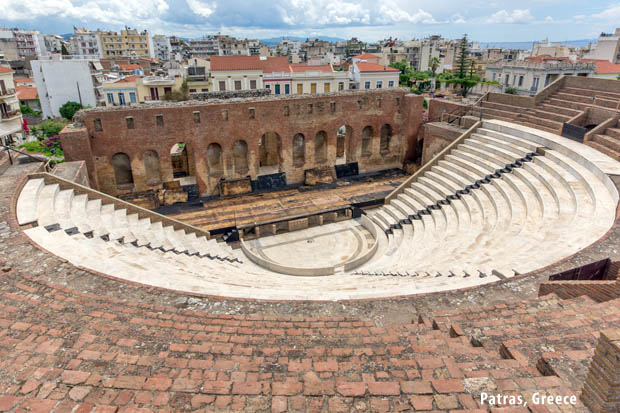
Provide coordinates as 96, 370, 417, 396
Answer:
141, 76, 176, 86
0, 88, 16, 97
1, 110, 21, 121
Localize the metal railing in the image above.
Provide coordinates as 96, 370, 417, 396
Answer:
0, 110, 21, 120
1, 145, 52, 171
0, 88, 16, 97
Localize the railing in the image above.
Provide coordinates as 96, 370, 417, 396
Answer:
0, 110, 21, 120
1, 145, 52, 171
0, 88, 16, 97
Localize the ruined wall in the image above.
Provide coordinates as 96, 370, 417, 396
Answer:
421, 123, 464, 165
61, 89, 423, 197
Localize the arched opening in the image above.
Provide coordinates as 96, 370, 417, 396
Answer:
362, 126, 373, 157
233, 140, 249, 173
292, 134, 305, 166
170, 142, 190, 178
258, 131, 281, 175
336, 125, 353, 164
314, 131, 327, 163
207, 143, 223, 175
111, 152, 134, 188
380, 124, 392, 155
143, 150, 161, 184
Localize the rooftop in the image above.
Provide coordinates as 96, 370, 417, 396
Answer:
580, 59, 620, 74
355, 62, 400, 73
16, 85, 38, 100
0, 66, 14, 73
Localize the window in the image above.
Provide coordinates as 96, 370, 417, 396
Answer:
492, 73, 496, 81
156, 115, 163, 127
193, 111, 200, 124
284, 105, 289, 116
275, 84, 281, 94
249, 107, 255, 119
250, 79, 257, 89
234, 80, 242, 90
126, 117, 134, 129
324, 83, 330, 93
518, 76, 524, 87
330, 102, 336, 113
219, 80, 226, 91
364, 81, 371, 89
163, 87, 172, 95
532, 77, 540, 91
118, 93, 126, 105
189, 89, 196, 93
222, 110, 228, 120
107, 93, 114, 105
338, 82, 344, 91
376, 80, 383, 89
297, 84, 303, 94
94, 118, 102, 131
310, 83, 317, 94
129, 92, 136, 103
285, 84, 290, 94
388, 80, 394, 88
307, 104, 313, 114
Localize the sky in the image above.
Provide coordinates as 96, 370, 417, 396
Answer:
2, 0, 620, 42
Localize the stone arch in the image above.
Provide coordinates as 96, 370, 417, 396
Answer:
207, 143, 223, 175
111, 152, 134, 187
314, 131, 328, 163
380, 124, 392, 154
292, 133, 305, 166
258, 131, 281, 174
336, 125, 353, 164
233, 140, 249, 172
170, 142, 190, 178
362, 126, 373, 156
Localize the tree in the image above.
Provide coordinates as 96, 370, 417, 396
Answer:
455, 35, 471, 79
163, 80, 190, 102
59, 101, 82, 120
430, 57, 440, 77
448, 34, 481, 97
389, 60, 413, 86
61, 44, 69, 56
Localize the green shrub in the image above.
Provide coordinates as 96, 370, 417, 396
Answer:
505, 87, 517, 95
59, 101, 82, 120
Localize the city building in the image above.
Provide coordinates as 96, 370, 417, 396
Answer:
581, 59, 620, 79
531, 39, 577, 61
350, 61, 400, 90
0, 30, 19, 61
69, 28, 103, 58
210, 56, 269, 92
102, 74, 185, 106
36, 34, 65, 56
99, 28, 150, 58
583, 29, 620, 63
485, 56, 594, 95
0, 29, 41, 59
150, 35, 170, 61
0, 65, 24, 145
169, 36, 190, 61
32, 55, 105, 118
16, 85, 39, 111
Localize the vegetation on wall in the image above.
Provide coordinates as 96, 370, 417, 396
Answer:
59, 101, 83, 120
163, 79, 190, 102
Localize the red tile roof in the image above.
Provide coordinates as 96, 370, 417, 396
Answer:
353, 53, 380, 60
0, 66, 14, 73
115, 75, 140, 83
356, 62, 400, 73
210, 56, 290, 73
580, 59, 620, 74
15, 77, 33, 84
261, 57, 291, 73
289, 63, 333, 73
16, 86, 38, 100
119, 64, 141, 71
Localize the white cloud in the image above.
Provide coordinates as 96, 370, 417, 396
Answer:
592, 4, 620, 21
487, 9, 534, 24
186, 0, 216, 18
451, 13, 466, 24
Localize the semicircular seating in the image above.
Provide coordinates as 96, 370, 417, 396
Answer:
15, 120, 620, 301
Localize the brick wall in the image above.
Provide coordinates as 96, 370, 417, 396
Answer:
420, 123, 463, 165
538, 280, 620, 303
62, 90, 423, 197
580, 329, 620, 413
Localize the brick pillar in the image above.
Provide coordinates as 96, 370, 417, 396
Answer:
580, 329, 620, 413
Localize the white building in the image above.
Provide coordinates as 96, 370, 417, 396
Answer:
485, 59, 595, 95
36, 34, 64, 56
583, 29, 620, 63
69, 28, 102, 58
0, 29, 40, 59
351, 61, 400, 90
0, 65, 24, 145
32, 55, 105, 118
150, 35, 171, 61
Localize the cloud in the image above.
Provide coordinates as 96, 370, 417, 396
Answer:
451, 13, 466, 24
486, 9, 534, 24
186, 0, 216, 18
592, 4, 620, 21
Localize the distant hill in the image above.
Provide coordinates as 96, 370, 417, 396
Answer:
259, 36, 346, 47
479, 39, 596, 50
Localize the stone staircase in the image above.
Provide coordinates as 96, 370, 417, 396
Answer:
586, 119, 620, 161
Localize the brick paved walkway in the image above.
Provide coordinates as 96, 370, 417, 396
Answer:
0, 164, 619, 411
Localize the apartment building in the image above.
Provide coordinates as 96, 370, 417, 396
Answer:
583, 29, 620, 64
99, 28, 150, 58
102, 74, 186, 106
70, 28, 102, 58
32, 55, 105, 118
150, 35, 171, 61
0, 65, 23, 146
351, 61, 400, 90
485, 56, 594, 95
0, 29, 41, 59
37, 34, 65, 56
